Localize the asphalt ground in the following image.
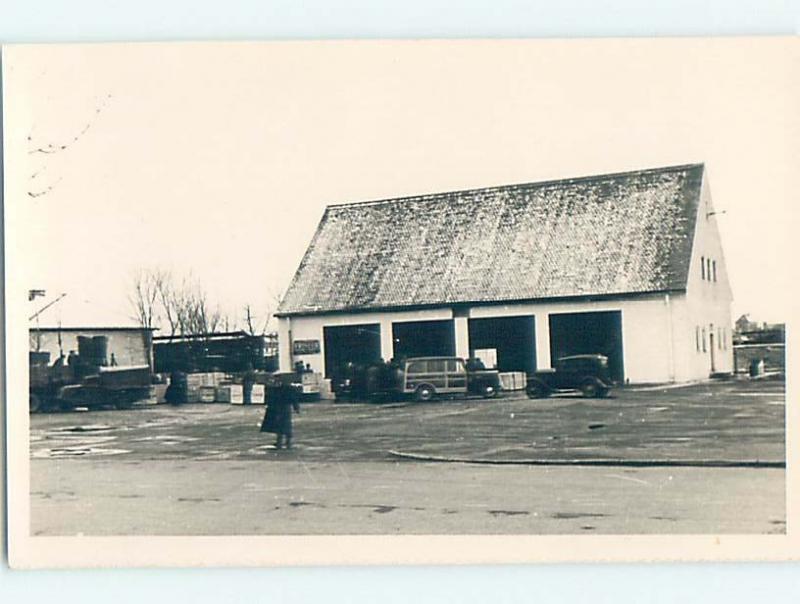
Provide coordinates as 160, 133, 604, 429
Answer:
28, 376, 786, 535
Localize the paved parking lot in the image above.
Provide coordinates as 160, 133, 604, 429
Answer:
29, 376, 785, 535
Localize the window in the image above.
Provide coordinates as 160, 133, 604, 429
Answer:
446, 359, 463, 373
718, 327, 723, 350
695, 326, 701, 352
712, 260, 717, 282
706, 258, 712, 281
406, 360, 426, 374
427, 359, 446, 373
701, 256, 705, 280
702, 328, 707, 352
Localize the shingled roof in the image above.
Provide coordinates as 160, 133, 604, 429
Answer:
278, 164, 704, 316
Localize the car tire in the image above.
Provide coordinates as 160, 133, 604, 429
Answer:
596, 387, 609, 399
480, 384, 497, 399
526, 381, 549, 399
414, 384, 436, 402
580, 379, 600, 398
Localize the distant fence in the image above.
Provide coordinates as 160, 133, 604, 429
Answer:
733, 343, 785, 373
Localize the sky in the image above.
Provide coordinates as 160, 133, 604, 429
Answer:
4, 38, 798, 329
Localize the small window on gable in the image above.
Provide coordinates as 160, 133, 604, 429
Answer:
707, 258, 712, 281
701, 256, 705, 280
712, 260, 717, 282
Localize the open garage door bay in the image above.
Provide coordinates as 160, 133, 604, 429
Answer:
549, 311, 624, 382
323, 324, 381, 379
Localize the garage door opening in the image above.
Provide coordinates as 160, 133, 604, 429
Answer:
323, 323, 381, 379
392, 320, 455, 360
468, 316, 536, 373
549, 311, 624, 382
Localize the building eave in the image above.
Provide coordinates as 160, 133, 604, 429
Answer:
275, 288, 687, 319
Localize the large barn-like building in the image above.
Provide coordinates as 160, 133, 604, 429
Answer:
276, 164, 733, 384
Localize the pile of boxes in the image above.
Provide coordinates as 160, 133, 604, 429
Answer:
498, 371, 527, 391
153, 371, 265, 404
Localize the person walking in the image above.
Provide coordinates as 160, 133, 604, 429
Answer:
260, 373, 301, 449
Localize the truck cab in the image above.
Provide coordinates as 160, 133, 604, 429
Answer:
526, 354, 614, 399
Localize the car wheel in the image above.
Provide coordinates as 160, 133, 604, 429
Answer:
414, 384, 435, 402
596, 388, 609, 399
581, 380, 599, 398
480, 384, 497, 399
526, 381, 549, 399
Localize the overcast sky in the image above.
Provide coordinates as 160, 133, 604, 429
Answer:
5, 38, 798, 329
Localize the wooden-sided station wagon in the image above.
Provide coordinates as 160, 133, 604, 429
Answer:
401, 356, 501, 402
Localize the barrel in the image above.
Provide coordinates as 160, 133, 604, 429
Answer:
77, 334, 109, 366
77, 335, 94, 360
93, 335, 109, 366
749, 358, 765, 377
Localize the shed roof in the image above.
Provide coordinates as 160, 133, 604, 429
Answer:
278, 164, 705, 316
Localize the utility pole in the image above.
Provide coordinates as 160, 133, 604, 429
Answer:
29, 292, 67, 321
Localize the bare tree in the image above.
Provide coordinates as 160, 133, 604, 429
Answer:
27, 94, 113, 198
244, 304, 257, 335
131, 267, 280, 338
129, 269, 162, 329
260, 287, 284, 334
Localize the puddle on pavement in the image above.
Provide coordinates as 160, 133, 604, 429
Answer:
41, 435, 118, 445
32, 446, 130, 458
551, 512, 607, 520
132, 435, 199, 445
52, 424, 116, 433
488, 509, 529, 517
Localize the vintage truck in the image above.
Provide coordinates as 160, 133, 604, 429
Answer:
525, 354, 614, 399
29, 351, 152, 413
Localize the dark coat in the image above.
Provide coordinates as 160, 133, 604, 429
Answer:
260, 384, 300, 436
165, 371, 188, 405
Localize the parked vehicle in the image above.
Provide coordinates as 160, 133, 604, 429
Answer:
525, 354, 614, 399
333, 356, 501, 402
29, 351, 152, 412
402, 356, 500, 401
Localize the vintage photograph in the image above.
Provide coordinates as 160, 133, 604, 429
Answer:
3, 37, 797, 565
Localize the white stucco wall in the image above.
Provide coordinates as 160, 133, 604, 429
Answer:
280, 295, 689, 383
672, 173, 734, 380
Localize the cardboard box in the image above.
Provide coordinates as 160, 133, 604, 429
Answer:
251, 384, 265, 404
499, 371, 526, 391
153, 384, 168, 404
200, 386, 216, 402
215, 386, 232, 403
186, 387, 201, 403
229, 384, 244, 405
319, 378, 335, 400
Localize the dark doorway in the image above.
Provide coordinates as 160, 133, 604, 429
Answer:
323, 323, 381, 379
468, 315, 536, 373
392, 320, 455, 360
549, 311, 624, 382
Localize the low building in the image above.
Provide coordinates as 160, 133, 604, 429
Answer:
29, 326, 156, 368
153, 331, 278, 374
276, 164, 733, 384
